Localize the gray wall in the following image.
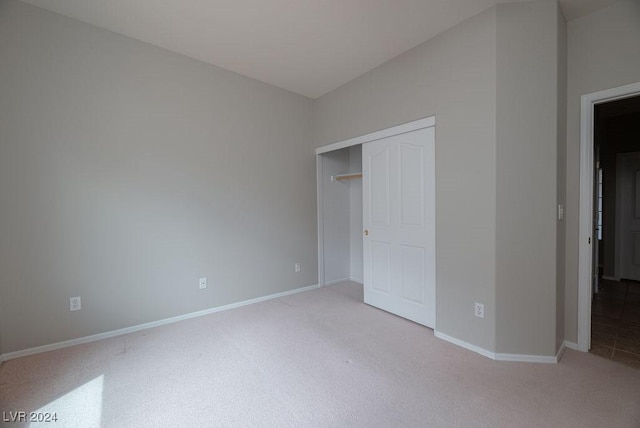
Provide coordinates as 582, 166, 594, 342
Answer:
6, 0, 631, 358
315, 1, 569, 357
565, 0, 640, 343
494, 0, 560, 356
314, 8, 498, 351
0, 0, 316, 354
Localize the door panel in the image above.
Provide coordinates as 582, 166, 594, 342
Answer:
371, 241, 391, 293
363, 126, 435, 328
400, 245, 424, 304
370, 148, 391, 226
400, 143, 424, 227
618, 153, 640, 281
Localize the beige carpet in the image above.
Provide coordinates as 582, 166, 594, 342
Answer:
1, 282, 639, 427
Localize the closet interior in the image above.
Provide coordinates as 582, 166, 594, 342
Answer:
318, 144, 363, 286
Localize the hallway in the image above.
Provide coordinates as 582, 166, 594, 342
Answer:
590, 279, 640, 369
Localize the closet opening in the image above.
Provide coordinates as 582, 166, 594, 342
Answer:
316, 145, 363, 287
315, 116, 436, 327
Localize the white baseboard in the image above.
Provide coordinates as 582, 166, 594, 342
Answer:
495, 342, 564, 364
435, 331, 562, 363
556, 342, 567, 361
0, 283, 319, 362
434, 331, 496, 360
601, 276, 619, 281
323, 278, 362, 287
564, 340, 579, 351
324, 277, 351, 286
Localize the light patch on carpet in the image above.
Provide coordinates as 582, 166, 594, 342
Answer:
30, 375, 103, 428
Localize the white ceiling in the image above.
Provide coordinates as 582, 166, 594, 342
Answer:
21, 0, 618, 99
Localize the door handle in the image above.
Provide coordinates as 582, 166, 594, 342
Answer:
364, 229, 369, 236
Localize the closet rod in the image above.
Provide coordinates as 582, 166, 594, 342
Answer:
332, 172, 363, 182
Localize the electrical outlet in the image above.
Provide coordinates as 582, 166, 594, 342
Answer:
474, 302, 484, 318
70, 296, 81, 311
294, 263, 301, 273
199, 277, 207, 289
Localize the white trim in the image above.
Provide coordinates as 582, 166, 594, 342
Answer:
493, 354, 559, 364
557, 342, 568, 361
316, 154, 325, 287
578, 81, 640, 353
614, 152, 640, 282
323, 278, 363, 286
564, 340, 578, 351
0, 283, 319, 362
495, 342, 564, 364
315, 116, 435, 155
601, 275, 620, 281
615, 154, 623, 280
324, 277, 351, 286
434, 331, 496, 360
435, 331, 563, 363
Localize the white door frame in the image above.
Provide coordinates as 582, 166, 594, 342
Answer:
577, 81, 640, 352
315, 116, 435, 286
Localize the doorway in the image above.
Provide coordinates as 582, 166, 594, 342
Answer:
580, 88, 640, 368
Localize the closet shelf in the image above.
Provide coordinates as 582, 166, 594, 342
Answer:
332, 172, 363, 182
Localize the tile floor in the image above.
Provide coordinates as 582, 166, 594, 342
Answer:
590, 278, 640, 369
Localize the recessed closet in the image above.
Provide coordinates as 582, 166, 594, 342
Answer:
316, 117, 436, 328
317, 145, 363, 286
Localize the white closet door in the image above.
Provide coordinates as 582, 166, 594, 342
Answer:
363, 126, 435, 328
